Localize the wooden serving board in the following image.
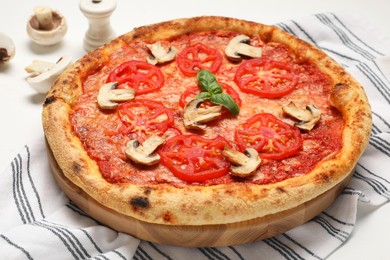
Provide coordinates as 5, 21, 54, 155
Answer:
48, 145, 353, 247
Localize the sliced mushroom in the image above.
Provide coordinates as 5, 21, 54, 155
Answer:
183, 98, 222, 130
125, 135, 165, 165
25, 55, 73, 93
282, 102, 322, 131
222, 146, 261, 178
25, 60, 55, 76
225, 35, 262, 61
97, 82, 135, 109
146, 42, 176, 65
0, 32, 15, 65
282, 102, 312, 122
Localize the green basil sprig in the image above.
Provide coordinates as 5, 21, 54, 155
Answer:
196, 70, 240, 116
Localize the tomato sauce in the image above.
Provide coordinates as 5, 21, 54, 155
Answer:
70, 31, 343, 187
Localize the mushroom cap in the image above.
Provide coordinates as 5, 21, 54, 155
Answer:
295, 104, 322, 131
283, 101, 313, 122
125, 135, 165, 165
146, 42, 176, 65
222, 146, 261, 177
97, 82, 135, 109
282, 102, 322, 131
183, 98, 223, 130
0, 32, 16, 64
26, 10, 67, 46
225, 34, 262, 61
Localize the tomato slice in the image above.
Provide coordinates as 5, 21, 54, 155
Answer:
179, 83, 242, 108
234, 58, 298, 98
159, 134, 230, 182
235, 113, 302, 160
107, 60, 164, 95
117, 99, 175, 142
177, 43, 223, 76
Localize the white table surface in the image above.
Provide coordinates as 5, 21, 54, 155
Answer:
1, 1, 389, 259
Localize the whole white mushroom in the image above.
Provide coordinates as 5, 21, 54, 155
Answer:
0, 32, 15, 65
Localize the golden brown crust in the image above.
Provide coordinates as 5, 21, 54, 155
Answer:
42, 16, 371, 225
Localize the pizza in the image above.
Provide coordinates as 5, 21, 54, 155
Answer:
42, 16, 371, 229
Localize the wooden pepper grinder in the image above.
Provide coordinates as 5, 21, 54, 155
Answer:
79, 0, 117, 52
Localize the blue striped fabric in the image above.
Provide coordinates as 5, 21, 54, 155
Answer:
1, 12, 389, 260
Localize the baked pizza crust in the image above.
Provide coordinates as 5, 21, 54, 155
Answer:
42, 16, 371, 225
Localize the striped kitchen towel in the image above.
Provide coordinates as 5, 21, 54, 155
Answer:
1, 12, 389, 260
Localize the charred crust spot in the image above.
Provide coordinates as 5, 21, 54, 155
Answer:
276, 187, 286, 193
132, 31, 143, 39
321, 174, 331, 183
72, 162, 82, 174
162, 211, 174, 223
44, 96, 56, 105
335, 83, 348, 88
143, 187, 152, 195
62, 79, 69, 85
261, 30, 273, 43
204, 200, 213, 205
130, 196, 150, 209
316, 172, 333, 183
83, 56, 93, 63
224, 189, 235, 195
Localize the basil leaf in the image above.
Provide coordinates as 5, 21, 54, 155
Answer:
210, 93, 240, 116
209, 81, 223, 95
195, 70, 241, 116
197, 70, 222, 94
196, 92, 212, 100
